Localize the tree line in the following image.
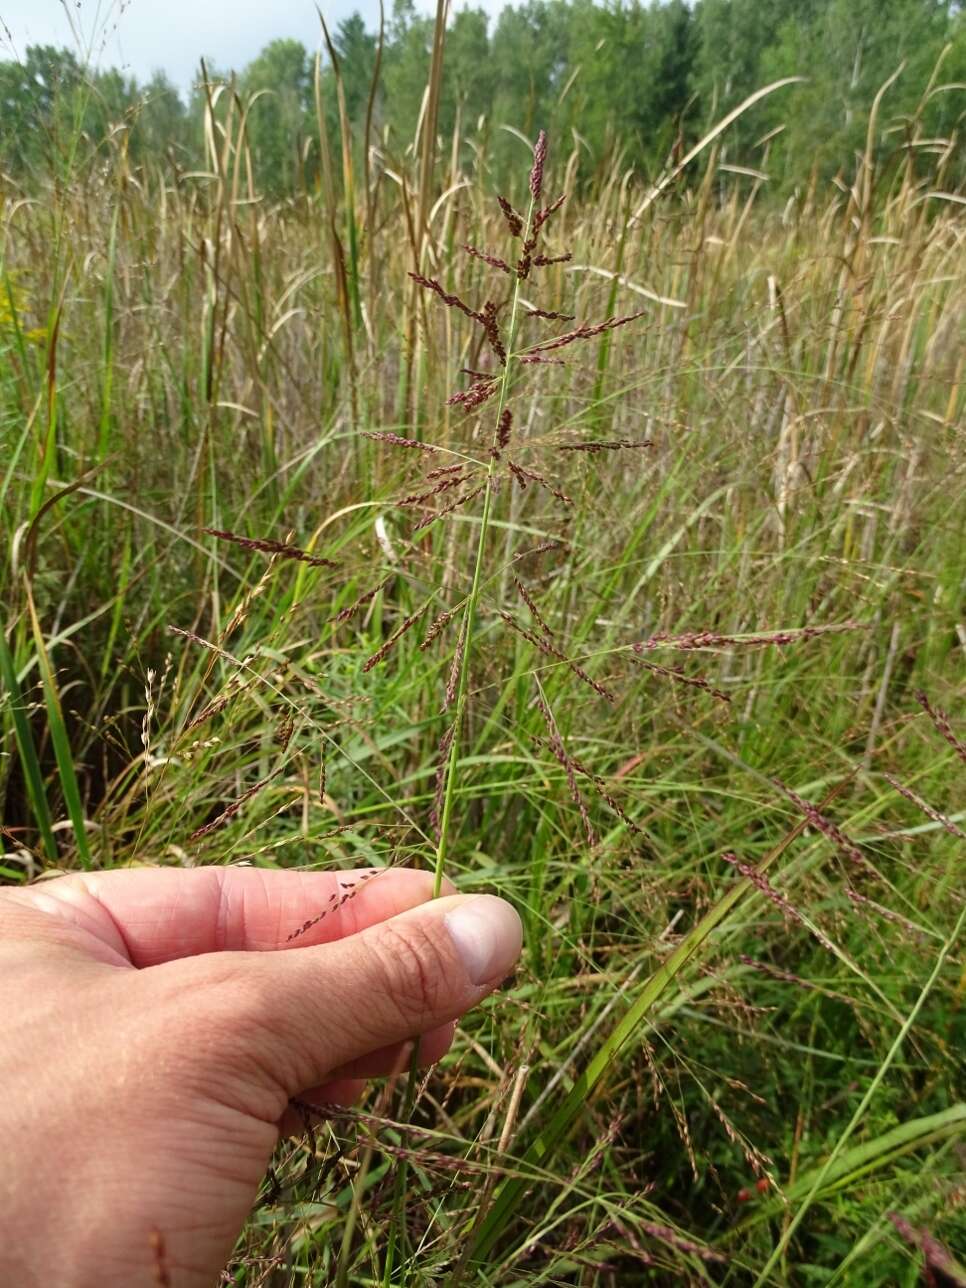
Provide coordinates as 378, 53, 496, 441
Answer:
1, 0, 963, 195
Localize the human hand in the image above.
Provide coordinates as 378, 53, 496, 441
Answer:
0, 865, 521, 1286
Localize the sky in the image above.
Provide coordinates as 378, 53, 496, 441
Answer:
0, 0, 501, 95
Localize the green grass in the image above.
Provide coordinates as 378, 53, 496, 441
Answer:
1, 79, 964, 1286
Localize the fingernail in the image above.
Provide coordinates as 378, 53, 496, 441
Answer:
445, 895, 523, 986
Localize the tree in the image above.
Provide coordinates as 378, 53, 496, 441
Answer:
761, 0, 956, 184
240, 39, 311, 196
0, 46, 83, 172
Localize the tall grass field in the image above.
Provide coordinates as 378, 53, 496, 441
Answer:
1, 32, 965, 1287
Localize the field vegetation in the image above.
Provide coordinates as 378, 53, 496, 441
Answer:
1, 3, 965, 1283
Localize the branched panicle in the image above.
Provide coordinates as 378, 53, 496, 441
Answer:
520, 355, 567, 366
203, 528, 336, 568
408, 271, 480, 321
497, 195, 524, 237
363, 431, 438, 453
915, 690, 966, 764
463, 244, 513, 275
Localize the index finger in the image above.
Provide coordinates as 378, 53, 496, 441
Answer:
15, 866, 451, 968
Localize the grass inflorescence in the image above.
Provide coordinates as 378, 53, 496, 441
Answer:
1, 64, 964, 1288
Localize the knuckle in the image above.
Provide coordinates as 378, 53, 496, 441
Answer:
371, 920, 449, 1022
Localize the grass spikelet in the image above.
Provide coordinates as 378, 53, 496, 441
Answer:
496, 195, 523, 236
529, 310, 647, 355
514, 539, 566, 561
420, 606, 458, 651
362, 602, 430, 672
532, 251, 573, 267
776, 780, 869, 869
634, 621, 864, 652
408, 272, 479, 321
560, 439, 653, 453
525, 306, 575, 322
915, 691, 966, 765
425, 463, 468, 480
188, 769, 281, 842
202, 528, 337, 568
447, 378, 498, 410
882, 773, 966, 840
535, 694, 596, 847
362, 431, 439, 452
331, 577, 392, 625
463, 244, 513, 275
500, 610, 615, 702
430, 723, 456, 837
479, 301, 507, 364
632, 655, 731, 704
723, 852, 837, 953
513, 576, 552, 636
495, 408, 513, 454
565, 752, 645, 836
529, 129, 548, 201
638, 1222, 726, 1265
507, 460, 573, 506
533, 194, 567, 231
843, 887, 929, 941
396, 473, 468, 509
443, 622, 466, 711
413, 483, 486, 533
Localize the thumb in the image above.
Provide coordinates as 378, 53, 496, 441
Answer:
204, 893, 522, 1104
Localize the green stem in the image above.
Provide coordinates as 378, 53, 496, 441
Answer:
751, 898, 965, 1287
432, 194, 537, 899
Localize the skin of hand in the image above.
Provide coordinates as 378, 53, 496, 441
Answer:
0, 865, 522, 1287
